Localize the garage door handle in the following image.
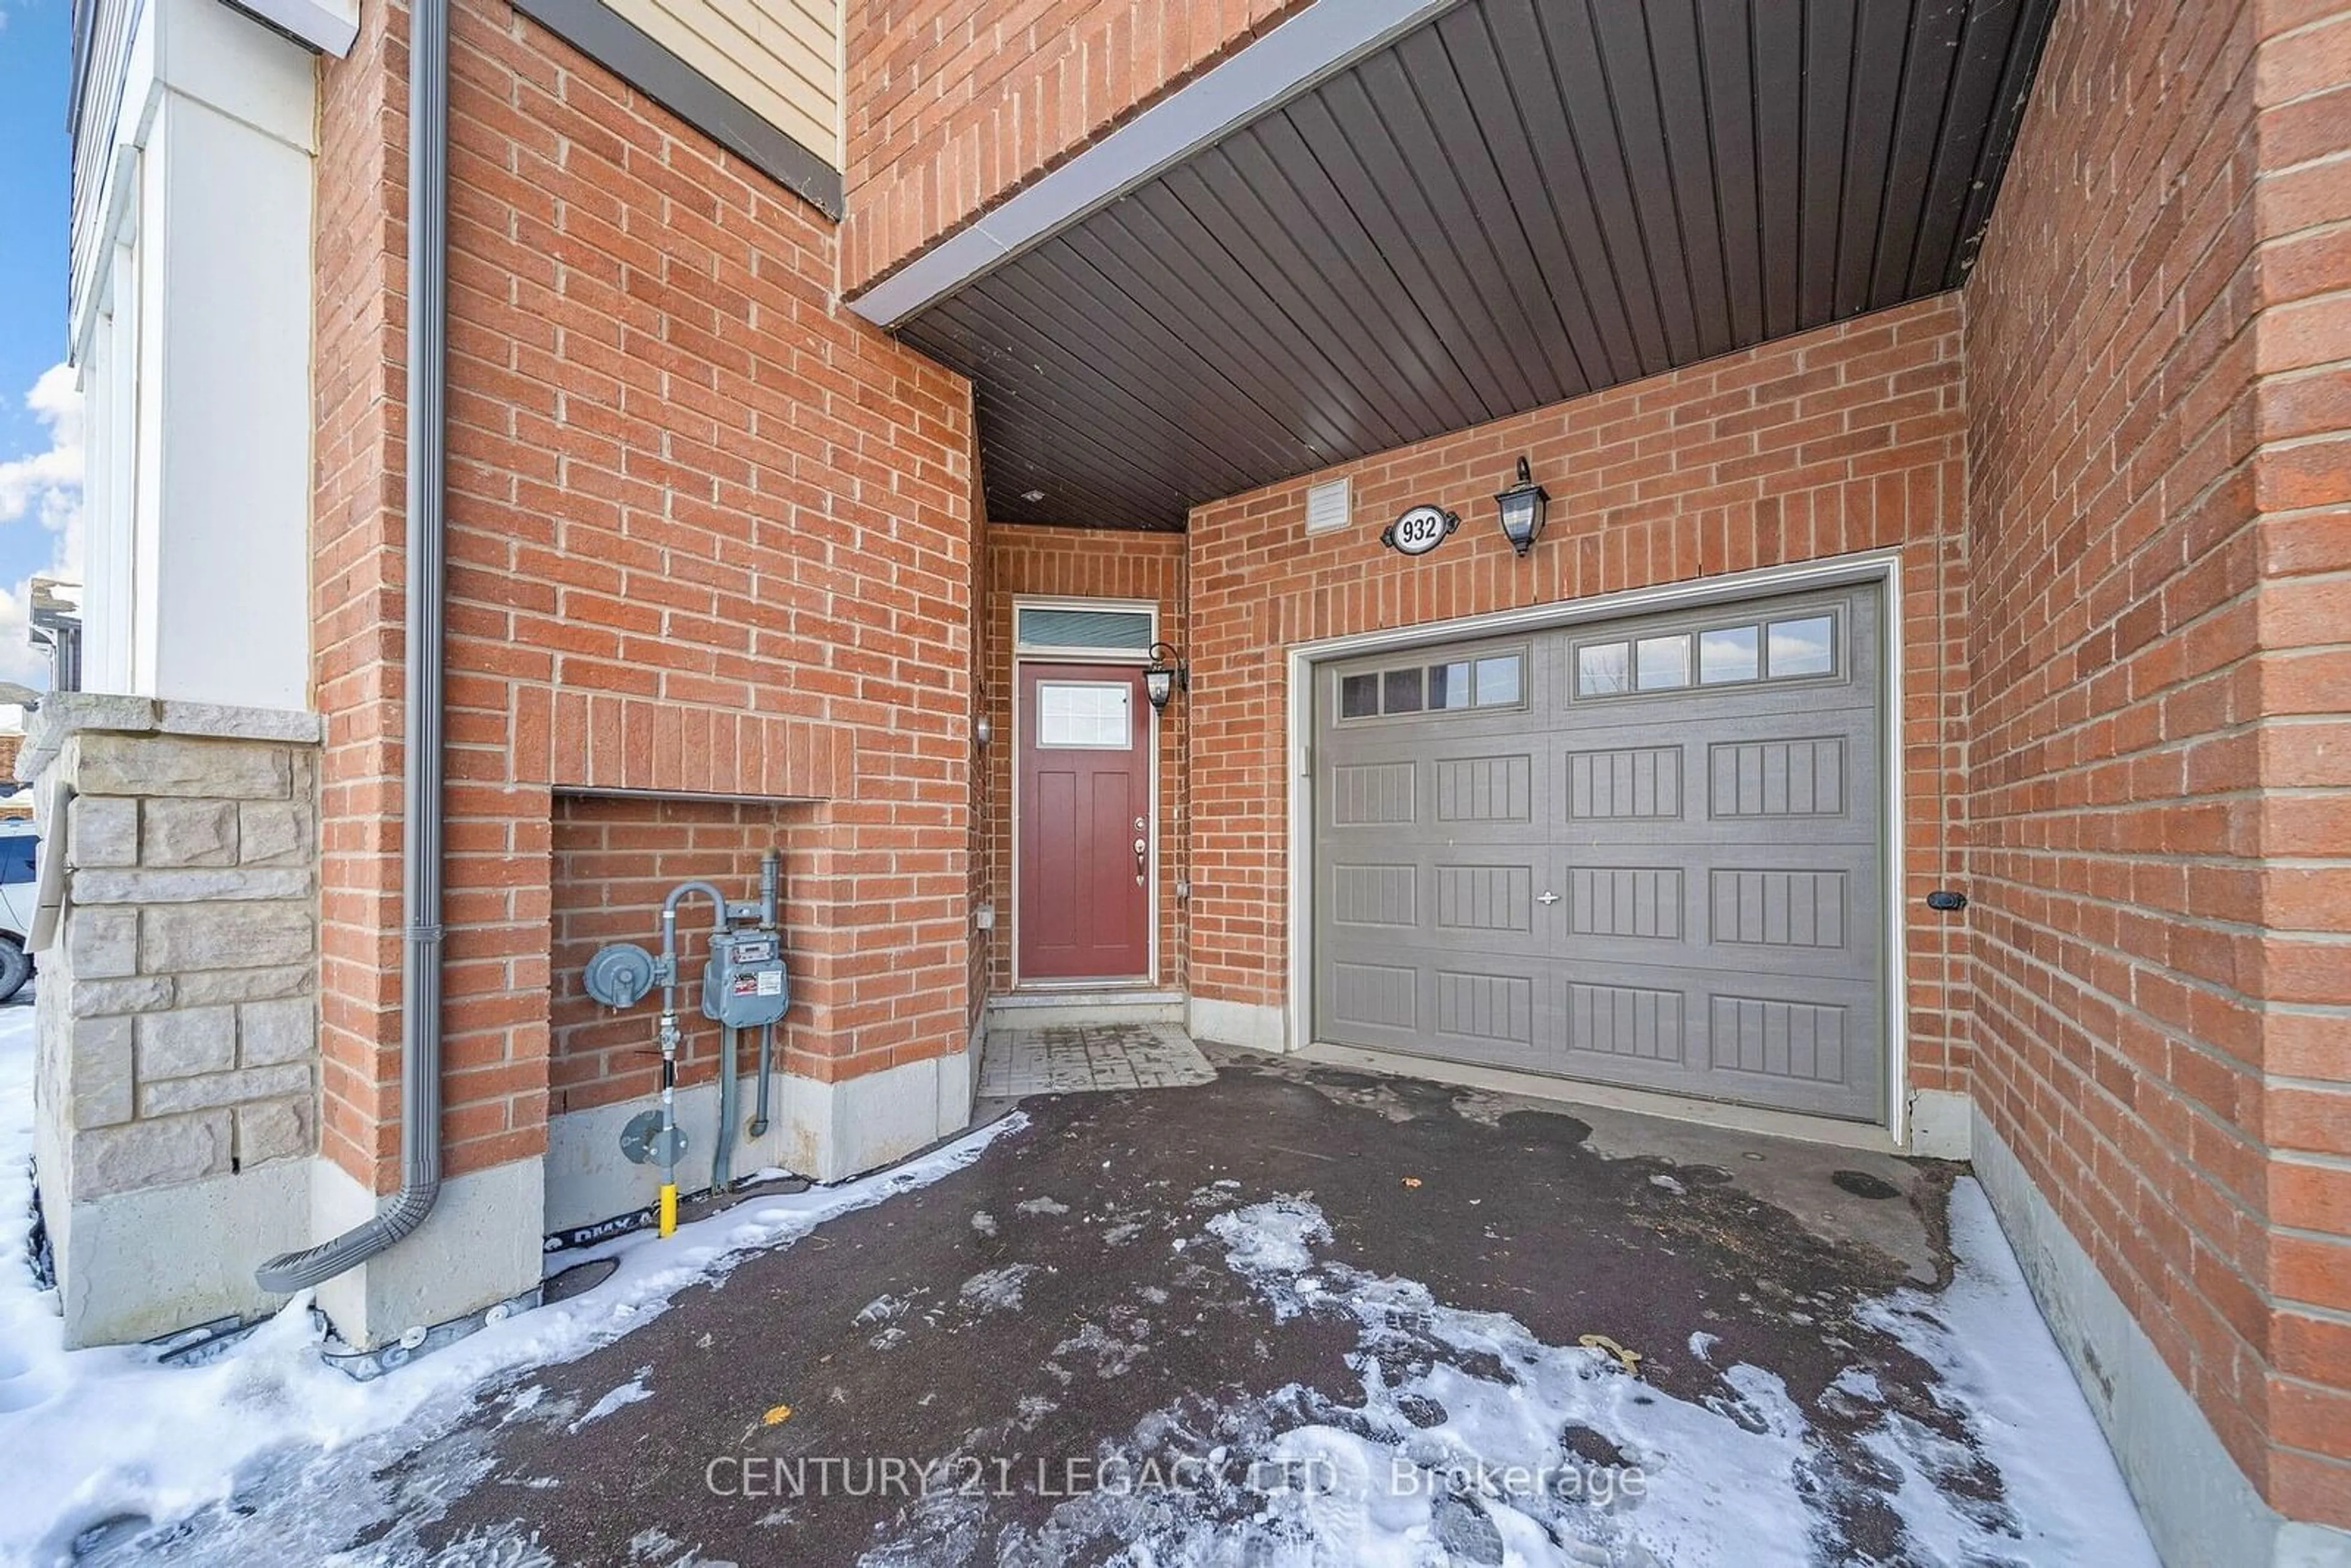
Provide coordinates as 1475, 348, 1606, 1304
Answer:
1537, 890, 1561, 906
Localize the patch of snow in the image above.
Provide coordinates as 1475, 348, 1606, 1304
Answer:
1828, 1366, 1882, 1403
568, 1370, 653, 1430
853, 1293, 912, 1327
968, 1211, 997, 1238
1204, 1198, 1329, 1307
0, 990, 1022, 1566
1858, 1178, 2158, 1567
1052, 1321, 1146, 1379
1016, 1196, 1070, 1217
914, 1190, 2158, 1567
958, 1264, 1037, 1315
626, 1524, 683, 1560
421, 1524, 557, 1567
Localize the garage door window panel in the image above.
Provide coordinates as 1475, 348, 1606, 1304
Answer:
1636, 635, 1692, 691
1578, 610, 1843, 702
1766, 616, 1837, 678
1335, 650, 1527, 722
1699, 626, 1760, 684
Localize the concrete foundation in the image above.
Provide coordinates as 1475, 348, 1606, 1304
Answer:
307, 1158, 546, 1352
31, 1078, 313, 1345
1971, 1108, 2351, 1568
1185, 996, 1284, 1053
546, 1049, 977, 1233
1904, 1087, 1973, 1160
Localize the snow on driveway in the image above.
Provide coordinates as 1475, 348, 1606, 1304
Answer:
0, 1000, 1024, 1566
1, 993, 2159, 1567
1183, 1188, 2154, 1566
842, 1187, 2155, 1567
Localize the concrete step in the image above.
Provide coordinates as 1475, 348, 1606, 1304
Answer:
986, 988, 1187, 1028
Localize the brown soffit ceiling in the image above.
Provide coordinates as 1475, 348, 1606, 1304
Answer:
898, 0, 2059, 532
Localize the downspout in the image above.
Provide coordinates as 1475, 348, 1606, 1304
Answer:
257, 0, 450, 1294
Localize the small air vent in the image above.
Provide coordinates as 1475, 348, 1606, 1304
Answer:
1304, 477, 1351, 535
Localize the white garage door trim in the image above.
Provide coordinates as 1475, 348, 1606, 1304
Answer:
1283, 548, 1910, 1142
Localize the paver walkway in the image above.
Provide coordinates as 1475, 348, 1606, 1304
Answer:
975, 1020, 1215, 1097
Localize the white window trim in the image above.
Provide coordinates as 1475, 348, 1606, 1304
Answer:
1011, 594, 1161, 662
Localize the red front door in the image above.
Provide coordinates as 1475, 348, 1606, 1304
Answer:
1017, 662, 1152, 981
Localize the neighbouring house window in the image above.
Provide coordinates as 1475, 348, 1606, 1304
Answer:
1338, 651, 1526, 721
1016, 605, 1155, 654
1037, 681, 1133, 748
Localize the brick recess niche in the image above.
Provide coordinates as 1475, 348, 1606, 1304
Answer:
17, 696, 322, 1347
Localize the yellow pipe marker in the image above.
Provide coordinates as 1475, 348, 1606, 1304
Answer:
658, 1183, 678, 1237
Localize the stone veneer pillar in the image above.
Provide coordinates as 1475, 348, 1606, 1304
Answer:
17, 694, 323, 1346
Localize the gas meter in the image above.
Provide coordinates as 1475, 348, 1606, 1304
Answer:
701, 928, 789, 1027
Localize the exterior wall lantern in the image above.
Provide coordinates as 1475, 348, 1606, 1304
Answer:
1144, 642, 1188, 710
1494, 456, 1550, 557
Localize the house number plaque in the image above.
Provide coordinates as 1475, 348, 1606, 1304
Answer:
1381, 504, 1460, 557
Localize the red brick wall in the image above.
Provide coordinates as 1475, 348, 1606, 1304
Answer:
312, 0, 978, 1193
1184, 298, 1971, 1090
549, 795, 814, 1114
840, 0, 1310, 298
312, 0, 411, 1187
2248, 15, 2351, 1528
982, 525, 1187, 994
1963, 0, 2351, 1524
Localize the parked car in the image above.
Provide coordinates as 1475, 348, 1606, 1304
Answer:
0, 820, 37, 1002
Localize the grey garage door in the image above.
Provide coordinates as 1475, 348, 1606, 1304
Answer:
1312, 585, 1885, 1120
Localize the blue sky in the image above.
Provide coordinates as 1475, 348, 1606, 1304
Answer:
0, 0, 73, 691
0, 0, 68, 441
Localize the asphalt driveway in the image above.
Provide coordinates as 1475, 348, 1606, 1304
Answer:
73, 1046, 2150, 1567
